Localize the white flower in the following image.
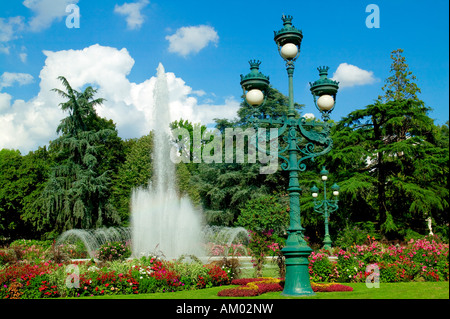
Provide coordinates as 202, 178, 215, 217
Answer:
88, 266, 99, 272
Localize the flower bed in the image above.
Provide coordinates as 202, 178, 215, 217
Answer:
309, 236, 449, 283
0, 236, 447, 299
217, 277, 283, 297
217, 277, 353, 297
0, 257, 230, 299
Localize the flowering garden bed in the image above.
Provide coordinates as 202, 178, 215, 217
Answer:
217, 277, 353, 297
0, 257, 230, 299
309, 237, 449, 283
0, 236, 448, 299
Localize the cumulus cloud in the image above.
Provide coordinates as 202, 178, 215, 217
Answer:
23, 0, 78, 32
0, 72, 34, 90
166, 25, 219, 57
0, 44, 239, 154
114, 0, 149, 30
331, 63, 377, 88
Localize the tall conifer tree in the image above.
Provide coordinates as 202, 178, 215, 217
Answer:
328, 49, 448, 238
40, 77, 120, 232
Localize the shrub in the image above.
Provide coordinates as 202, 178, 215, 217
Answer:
0, 262, 63, 299
335, 249, 361, 283
236, 194, 289, 238
97, 241, 131, 261
307, 236, 449, 283
63, 269, 139, 297
46, 243, 70, 264
309, 251, 334, 282
207, 257, 241, 281
0, 250, 6, 266
335, 224, 370, 248
247, 229, 281, 277
205, 264, 230, 286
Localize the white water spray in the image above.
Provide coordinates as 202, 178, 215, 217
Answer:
130, 64, 204, 258
56, 64, 250, 259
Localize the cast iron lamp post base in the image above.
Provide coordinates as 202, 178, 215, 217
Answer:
281, 242, 315, 296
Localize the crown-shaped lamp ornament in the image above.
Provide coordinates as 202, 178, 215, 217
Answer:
274, 15, 303, 61
309, 66, 339, 117
240, 60, 270, 106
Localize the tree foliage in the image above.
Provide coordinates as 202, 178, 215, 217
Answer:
0, 147, 51, 240
39, 77, 120, 234
325, 49, 448, 239
236, 194, 289, 237
110, 134, 153, 223
0, 50, 448, 243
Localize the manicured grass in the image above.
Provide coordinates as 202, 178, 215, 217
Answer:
79, 281, 448, 299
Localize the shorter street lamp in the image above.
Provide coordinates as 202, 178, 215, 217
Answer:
311, 166, 340, 251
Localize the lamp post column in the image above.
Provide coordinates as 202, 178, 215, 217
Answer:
312, 169, 340, 252
281, 50, 315, 298
322, 179, 332, 251
240, 15, 339, 297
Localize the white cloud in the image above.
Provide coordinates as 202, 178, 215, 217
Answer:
1, 1, 78, 55
0, 16, 26, 54
331, 63, 377, 88
19, 52, 27, 63
23, 0, 78, 32
166, 25, 219, 57
114, 0, 149, 30
303, 113, 315, 119
0, 72, 34, 90
0, 93, 12, 112
0, 16, 25, 42
0, 44, 239, 154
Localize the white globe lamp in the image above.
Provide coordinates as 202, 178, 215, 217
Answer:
317, 94, 335, 111
246, 89, 264, 106
280, 43, 298, 60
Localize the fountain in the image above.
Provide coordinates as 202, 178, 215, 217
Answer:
56, 64, 250, 261
56, 227, 131, 259
130, 63, 204, 259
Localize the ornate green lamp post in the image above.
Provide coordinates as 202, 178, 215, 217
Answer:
311, 167, 340, 251
239, 15, 339, 296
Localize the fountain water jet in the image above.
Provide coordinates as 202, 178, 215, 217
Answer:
57, 64, 251, 260
130, 63, 204, 259
56, 227, 131, 259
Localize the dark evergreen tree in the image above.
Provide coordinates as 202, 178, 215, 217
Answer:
326, 49, 448, 239
189, 86, 303, 225
40, 76, 120, 233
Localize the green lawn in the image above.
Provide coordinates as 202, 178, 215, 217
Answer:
81, 281, 449, 299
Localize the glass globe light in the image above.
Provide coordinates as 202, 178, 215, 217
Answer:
246, 89, 264, 106
280, 43, 298, 60
331, 183, 340, 197
311, 185, 319, 198
317, 94, 335, 111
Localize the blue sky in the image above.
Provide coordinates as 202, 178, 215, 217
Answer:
1, 0, 448, 154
